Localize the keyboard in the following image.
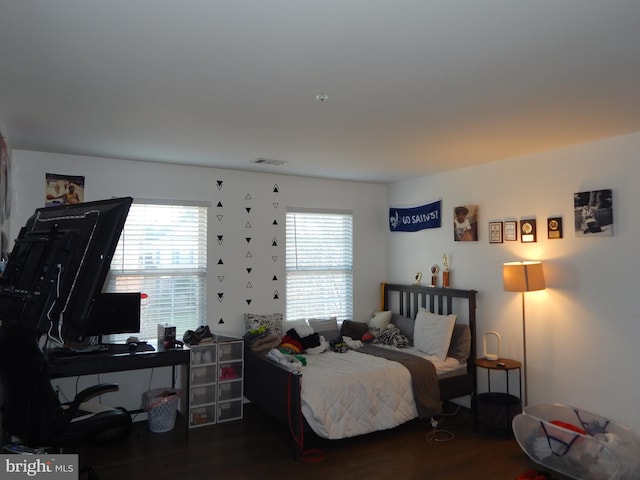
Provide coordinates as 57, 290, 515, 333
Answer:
47, 342, 156, 359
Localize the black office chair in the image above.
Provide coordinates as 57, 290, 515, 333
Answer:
0, 323, 132, 469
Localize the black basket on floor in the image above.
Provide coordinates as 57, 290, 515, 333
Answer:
476, 392, 522, 430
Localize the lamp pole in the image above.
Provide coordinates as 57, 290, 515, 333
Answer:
521, 290, 528, 407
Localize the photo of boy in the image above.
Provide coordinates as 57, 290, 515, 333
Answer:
454, 205, 478, 241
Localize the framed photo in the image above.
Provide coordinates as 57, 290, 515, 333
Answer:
45, 173, 85, 207
504, 221, 518, 241
489, 221, 503, 243
520, 219, 537, 243
547, 217, 563, 239
574, 189, 613, 237
453, 205, 478, 241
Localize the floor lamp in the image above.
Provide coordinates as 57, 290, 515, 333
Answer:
503, 261, 545, 407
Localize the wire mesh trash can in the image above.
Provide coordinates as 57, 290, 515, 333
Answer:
142, 388, 181, 433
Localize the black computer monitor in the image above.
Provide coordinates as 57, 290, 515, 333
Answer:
0, 197, 133, 344
84, 292, 141, 337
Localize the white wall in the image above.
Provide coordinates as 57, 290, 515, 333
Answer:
387, 132, 640, 434
8, 150, 388, 411
8, 135, 640, 435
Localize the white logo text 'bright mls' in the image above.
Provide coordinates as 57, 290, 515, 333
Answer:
5, 458, 53, 477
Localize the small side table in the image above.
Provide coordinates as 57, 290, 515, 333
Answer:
474, 358, 522, 434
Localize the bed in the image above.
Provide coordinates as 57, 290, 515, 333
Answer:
243, 283, 477, 459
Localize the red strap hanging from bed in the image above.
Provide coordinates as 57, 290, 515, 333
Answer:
287, 371, 325, 463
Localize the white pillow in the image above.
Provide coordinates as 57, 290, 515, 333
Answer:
289, 319, 314, 338
413, 311, 457, 361
369, 311, 392, 330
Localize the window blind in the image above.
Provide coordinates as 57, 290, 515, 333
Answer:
107, 200, 208, 341
286, 210, 353, 323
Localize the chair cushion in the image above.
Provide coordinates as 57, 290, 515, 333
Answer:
59, 406, 132, 445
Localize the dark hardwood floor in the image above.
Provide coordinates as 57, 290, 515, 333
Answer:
77, 403, 568, 480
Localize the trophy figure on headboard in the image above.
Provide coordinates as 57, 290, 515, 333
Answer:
414, 271, 423, 286
442, 254, 450, 288
430, 264, 439, 287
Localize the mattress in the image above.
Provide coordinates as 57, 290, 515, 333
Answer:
299, 345, 464, 439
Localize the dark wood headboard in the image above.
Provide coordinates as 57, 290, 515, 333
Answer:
382, 283, 478, 400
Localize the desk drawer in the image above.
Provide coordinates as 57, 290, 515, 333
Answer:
191, 385, 216, 406
191, 365, 216, 386
218, 361, 242, 382
217, 400, 242, 423
218, 381, 242, 401
190, 405, 216, 427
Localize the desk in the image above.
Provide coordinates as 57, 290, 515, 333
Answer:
48, 345, 191, 424
47, 344, 190, 380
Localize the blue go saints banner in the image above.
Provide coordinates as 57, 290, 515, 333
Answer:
389, 199, 441, 232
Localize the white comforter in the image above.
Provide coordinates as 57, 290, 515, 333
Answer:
300, 346, 459, 439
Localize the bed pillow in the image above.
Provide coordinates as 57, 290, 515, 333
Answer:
244, 313, 283, 336
392, 314, 414, 345
413, 311, 457, 361
368, 311, 392, 330
308, 317, 339, 341
288, 319, 315, 338
447, 324, 471, 363
340, 320, 369, 341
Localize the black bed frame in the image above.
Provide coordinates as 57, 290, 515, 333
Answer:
244, 283, 478, 460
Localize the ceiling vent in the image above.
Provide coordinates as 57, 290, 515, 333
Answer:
253, 158, 287, 166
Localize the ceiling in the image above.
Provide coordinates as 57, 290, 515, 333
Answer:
1, 1, 640, 184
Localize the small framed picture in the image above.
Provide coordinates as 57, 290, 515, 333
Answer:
574, 189, 613, 237
520, 219, 537, 243
504, 221, 518, 241
547, 217, 563, 239
489, 221, 503, 243
453, 205, 478, 242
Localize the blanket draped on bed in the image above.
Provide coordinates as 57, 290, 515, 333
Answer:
358, 344, 442, 418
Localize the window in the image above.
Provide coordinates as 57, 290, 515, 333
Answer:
107, 200, 208, 341
286, 209, 353, 323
